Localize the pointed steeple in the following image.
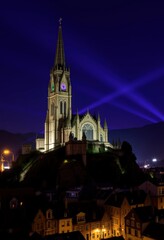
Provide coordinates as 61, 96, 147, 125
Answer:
104, 118, 108, 129
54, 18, 66, 69
97, 113, 100, 122
76, 109, 79, 120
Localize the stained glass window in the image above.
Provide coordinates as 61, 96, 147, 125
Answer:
82, 124, 93, 140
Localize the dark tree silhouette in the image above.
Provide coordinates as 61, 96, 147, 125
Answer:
118, 141, 145, 186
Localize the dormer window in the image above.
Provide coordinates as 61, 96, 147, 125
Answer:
46, 209, 52, 219
77, 212, 86, 224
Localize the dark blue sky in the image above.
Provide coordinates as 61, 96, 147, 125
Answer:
1, 0, 164, 133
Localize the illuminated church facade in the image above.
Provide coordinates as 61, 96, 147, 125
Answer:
36, 22, 113, 152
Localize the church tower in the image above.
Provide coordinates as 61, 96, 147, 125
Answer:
36, 21, 113, 152
45, 20, 72, 151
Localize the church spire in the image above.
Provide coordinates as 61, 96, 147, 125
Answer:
54, 18, 66, 69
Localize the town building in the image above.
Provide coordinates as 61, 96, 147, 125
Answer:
139, 180, 164, 210
125, 206, 154, 240
32, 205, 111, 240
123, 205, 164, 240
105, 189, 151, 238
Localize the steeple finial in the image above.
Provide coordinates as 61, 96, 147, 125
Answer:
54, 19, 65, 69
104, 118, 108, 129
59, 17, 62, 26
76, 108, 79, 115
97, 112, 100, 121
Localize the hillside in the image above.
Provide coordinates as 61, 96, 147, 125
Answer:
110, 121, 164, 165
0, 143, 145, 192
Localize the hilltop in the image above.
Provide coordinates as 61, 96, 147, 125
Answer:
0, 141, 145, 193
0, 121, 164, 165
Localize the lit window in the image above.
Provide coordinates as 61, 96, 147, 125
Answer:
47, 210, 52, 219
47, 221, 51, 228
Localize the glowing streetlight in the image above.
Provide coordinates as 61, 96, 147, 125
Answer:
3, 149, 14, 161
0, 149, 14, 172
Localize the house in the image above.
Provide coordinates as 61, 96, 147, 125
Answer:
139, 180, 164, 210
95, 186, 113, 207
31, 199, 112, 240
105, 189, 151, 238
124, 206, 154, 240
72, 210, 111, 240
32, 208, 57, 236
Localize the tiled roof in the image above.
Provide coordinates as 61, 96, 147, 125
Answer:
105, 192, 124, 207
95, 188, 113, 200
105, 189, 147, 207
71, 113, 98, 126
125, 189, 147, 205
132, 206, 153, 222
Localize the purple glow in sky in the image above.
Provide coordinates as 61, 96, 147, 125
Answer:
1, 0, 164, 133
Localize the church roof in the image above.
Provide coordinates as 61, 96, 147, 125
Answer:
71, 113, 98, 126
54, 19, 66, 69
125, 206, 153, 223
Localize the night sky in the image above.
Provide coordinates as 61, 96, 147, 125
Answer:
1, 0, 164, 134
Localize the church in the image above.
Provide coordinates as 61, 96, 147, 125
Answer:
36, 22, 113, 152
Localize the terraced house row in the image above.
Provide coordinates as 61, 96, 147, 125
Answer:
31, 179, 164, 239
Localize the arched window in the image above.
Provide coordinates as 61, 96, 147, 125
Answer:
60, 101, 63, 114
64, 101, 66, 116
47, 220, 51, 229
51, 81, 54, 92
51, 102, 54, 116
82, 124, 93, 140
60, 101, 66, 116
46, 209, 52, 219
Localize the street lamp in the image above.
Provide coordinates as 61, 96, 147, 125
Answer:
0, 149, 14, 172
